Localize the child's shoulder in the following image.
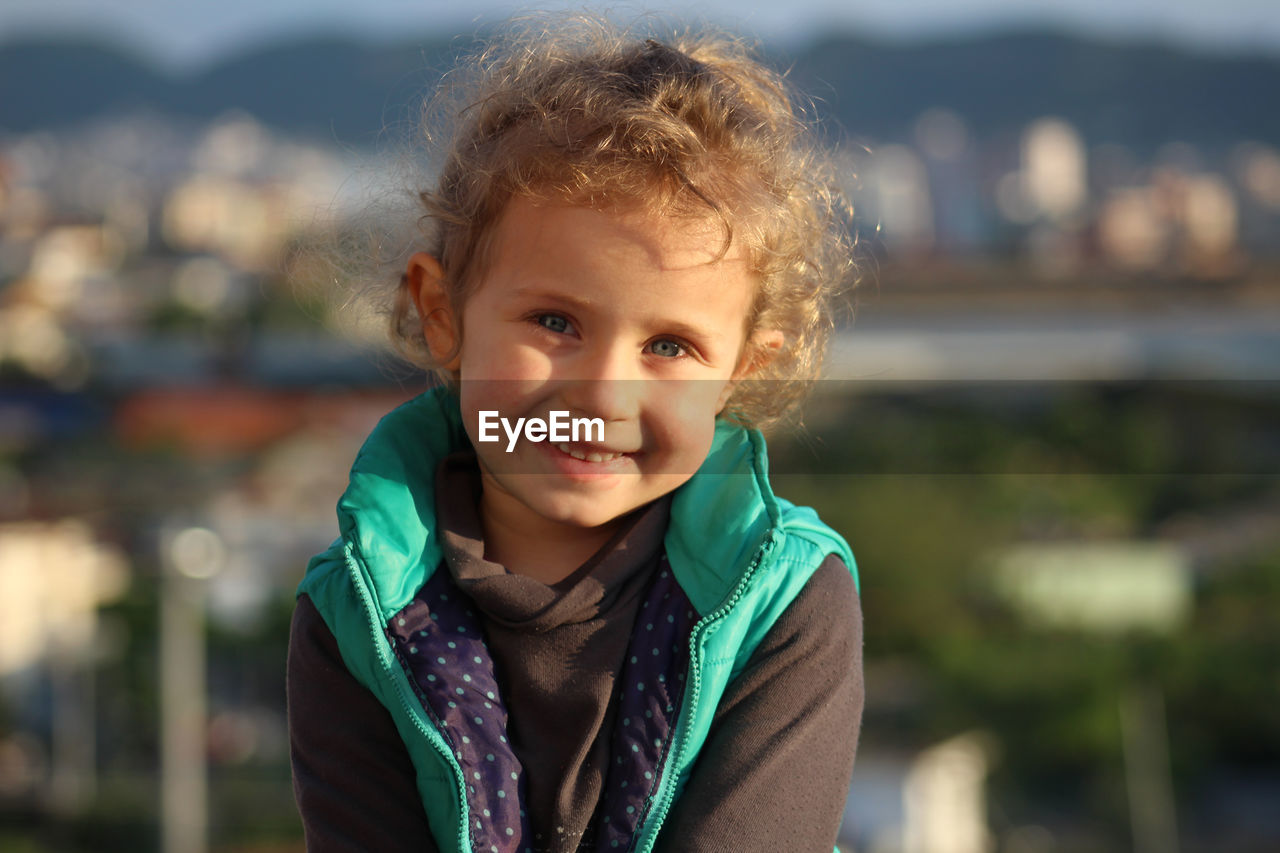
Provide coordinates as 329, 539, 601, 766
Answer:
772, 496, 859, 593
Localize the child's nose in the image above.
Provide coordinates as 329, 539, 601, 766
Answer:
561, 346, 644, 422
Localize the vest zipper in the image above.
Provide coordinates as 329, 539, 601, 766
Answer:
344, 546, 472, 853
638, 529, 779, 849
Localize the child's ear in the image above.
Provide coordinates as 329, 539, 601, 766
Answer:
718, 328, 784, 411
405, 252, 461, 370
734, 328, 784, 379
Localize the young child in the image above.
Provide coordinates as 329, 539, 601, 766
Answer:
288, 16, 863, 853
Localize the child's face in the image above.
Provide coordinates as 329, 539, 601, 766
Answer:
409, 196, 777, 541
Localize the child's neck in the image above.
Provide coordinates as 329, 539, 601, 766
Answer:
478, 494, 624, 586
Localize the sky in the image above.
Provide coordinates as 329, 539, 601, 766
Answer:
2, 0, 1279, 71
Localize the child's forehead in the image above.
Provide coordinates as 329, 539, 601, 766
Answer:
488, 195, 745, 270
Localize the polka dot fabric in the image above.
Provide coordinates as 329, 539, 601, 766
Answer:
389, 570, 531, 853
595, 555, 695, 851
388, 557, 696, 853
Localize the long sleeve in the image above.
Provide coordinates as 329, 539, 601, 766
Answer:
655, 554, 864, 852
287, 593, 441, 853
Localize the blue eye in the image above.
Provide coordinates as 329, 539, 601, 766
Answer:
537, 314, 572, 335
648, 339, 685, 358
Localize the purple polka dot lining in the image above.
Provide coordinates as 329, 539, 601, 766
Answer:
389, 569, 530, 853
594, 555, 695, 851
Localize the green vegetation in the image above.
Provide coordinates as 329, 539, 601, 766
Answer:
771, 381, 1280, 846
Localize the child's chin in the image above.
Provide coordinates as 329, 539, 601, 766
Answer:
533, 495, 643, 530
542, 505, 629, 530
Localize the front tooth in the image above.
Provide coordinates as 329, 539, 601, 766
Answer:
557, 442, 623, 462
560, 443, 589, 461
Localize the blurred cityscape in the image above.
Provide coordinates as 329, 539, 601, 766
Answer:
2, 22, 1279, 853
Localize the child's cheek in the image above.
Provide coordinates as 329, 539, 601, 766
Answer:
459, 378, 547, 433
647, 379, 725, 466
459, 341, 554, 384
661, 378, 728, 424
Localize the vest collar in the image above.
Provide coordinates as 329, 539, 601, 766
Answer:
337, 386, 778, 619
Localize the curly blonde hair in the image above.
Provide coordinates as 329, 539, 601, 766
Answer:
389, 14, 856, 428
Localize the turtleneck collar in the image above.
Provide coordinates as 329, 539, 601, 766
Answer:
433, 452, 672, 632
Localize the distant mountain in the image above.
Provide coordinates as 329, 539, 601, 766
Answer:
787, 30, 1280, 151
2, 30, 1277, 151
0, 35, 459, 146
0, 40, 172, 130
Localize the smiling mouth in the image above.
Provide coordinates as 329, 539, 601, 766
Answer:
555, 442, 627, 463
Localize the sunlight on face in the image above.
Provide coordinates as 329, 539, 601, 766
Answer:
447, 197, 761, 542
